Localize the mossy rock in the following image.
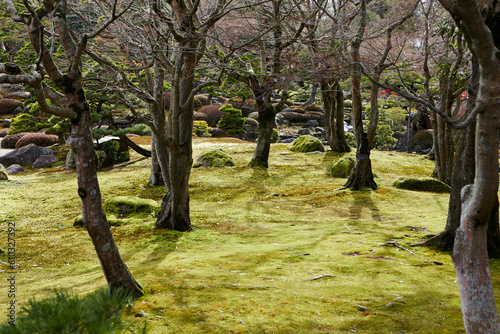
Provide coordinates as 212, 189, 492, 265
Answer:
287, 135, 325, 153
193, 149, 235, 168
327, 156, 355, 178
73, 215, 136, 227
0, 164, 8, 181
103, 196, 159, 215
392, 177, 451, 193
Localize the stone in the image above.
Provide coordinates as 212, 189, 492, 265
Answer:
392, 177, 451, 193
287, 135, 325, 153
65, 150, 75, 169
327, 156, 355, 178
193, 149, 235, 168
33, 154, 58, 169
0, 164, 7, 180
0, 144, 53, 166
304, 120, 319, 128
298, 128, 311, 135
5, 164, 24, 175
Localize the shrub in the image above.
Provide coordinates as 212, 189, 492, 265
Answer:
193, 149, 235, 168
15, 133, 59, 149
102, 140, 130, 165
392, 177, 451, 193
199, 105, 223, 127
193, 120, 211, 137
115, 123, 152, 136
217, 104, 246, 136
0, 288, 142, 334
8, 114, 37, 134
1, 133, 26, 148
410, 130, 433, 152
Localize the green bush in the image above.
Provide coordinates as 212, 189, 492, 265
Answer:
193, 120, 211, 137
102, 140, 130, 164
8, 114, 49, 135
217, 104, 246, 136
0, 288, 145, 334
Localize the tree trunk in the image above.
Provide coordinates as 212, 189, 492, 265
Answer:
155, 49, 194, 232
71, 100, 142, 297
344, 133, 377, 190
149, 134, 163, 185
322, 81, 350, 153
249, 92, 276, 168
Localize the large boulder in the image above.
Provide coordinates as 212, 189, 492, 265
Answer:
392, 177, 451, 193
287, 135, 325, 153
278, 111, 309, 124
327, 156, 355, 178
0, 144, 53, 166
5, 164, 24, 175
15, 133, 59, 149
33, 154, 58, 169
193, 149, 235, 168
0, 99, 24, 115
0, 164, 7, 180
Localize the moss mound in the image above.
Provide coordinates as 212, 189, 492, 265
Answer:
193, 149, 235, 168
287, 135, 325, 153
392, 177, 451, 193
327, 156, 355, 178
0, 164, 8, 180
103, 196, 159, 215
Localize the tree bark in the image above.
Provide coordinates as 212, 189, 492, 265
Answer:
249, 100, 275, 168
148, 134, 163, 185
71, 101, 142, 296
345, 0, 376, 190
155, 47, 195, 232
322, 81, 350, 153
437, 0, 500, 330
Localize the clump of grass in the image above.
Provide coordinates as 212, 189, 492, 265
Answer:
0, 288, 146, 334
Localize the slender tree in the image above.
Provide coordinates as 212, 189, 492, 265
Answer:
1, 0, 142, 296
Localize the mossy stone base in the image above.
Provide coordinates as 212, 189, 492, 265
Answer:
327, 156, 355, 178
193, 150, 235, 168
392, 177, 451, 193
287, 135, 325, 153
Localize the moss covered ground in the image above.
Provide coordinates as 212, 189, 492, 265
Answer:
0, 137, 499, 333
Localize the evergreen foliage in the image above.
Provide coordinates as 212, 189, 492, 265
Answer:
217, 104, 246, 136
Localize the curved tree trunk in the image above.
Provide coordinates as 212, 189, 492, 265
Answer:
71, 97, 142, 297
344, 133, 377, 190
322, 81, 350, 153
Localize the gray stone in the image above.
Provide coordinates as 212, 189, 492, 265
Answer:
5, 164, 24, 175
33, 155, 58, 169
0, 144, 53, 166
0, 164, 7, 180
65, 150, 75, 169
298, 128, 311, 135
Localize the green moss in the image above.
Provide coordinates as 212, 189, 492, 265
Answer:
103, 196, 159, 215
0, 169, 8, 180
271, 128, 280, 143
327, 156, 355, 178
287, 135, 325, 152
392, 176, 451, 193
193, 150, 235, 168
